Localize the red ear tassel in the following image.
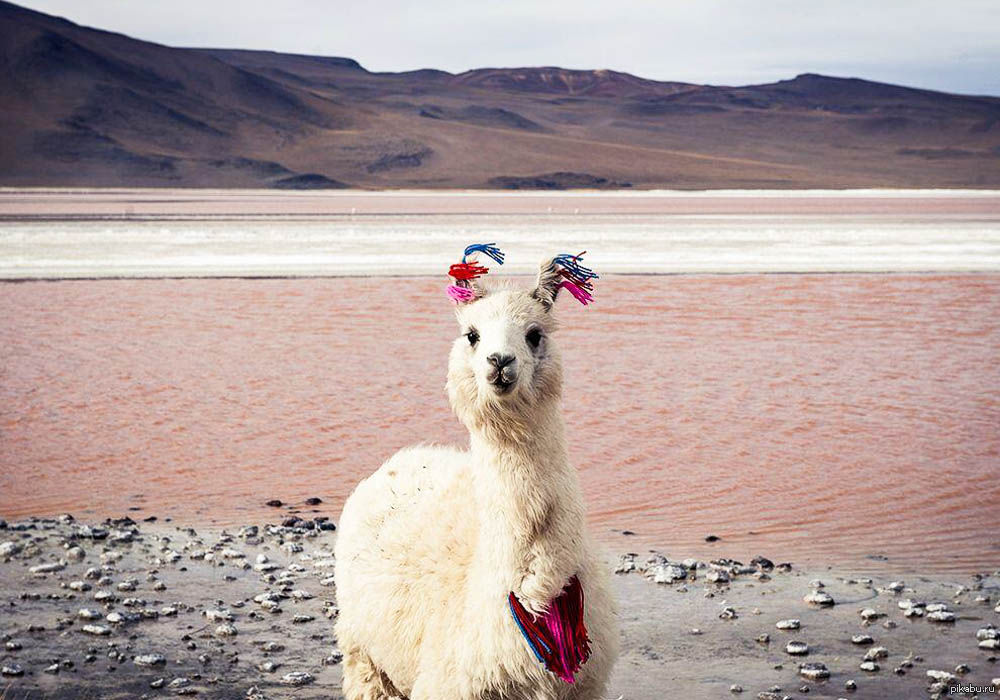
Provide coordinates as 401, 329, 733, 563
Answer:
449, 262, 490, 281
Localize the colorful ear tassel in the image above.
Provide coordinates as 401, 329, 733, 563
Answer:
446, 242, 505, 303
553, 251, 598, 306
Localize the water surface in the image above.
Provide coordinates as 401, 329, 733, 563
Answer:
2, 274, 997, 573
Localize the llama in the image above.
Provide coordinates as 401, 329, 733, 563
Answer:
333, 245, 618, 700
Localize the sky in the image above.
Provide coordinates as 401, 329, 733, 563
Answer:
16, 0, 1000, 96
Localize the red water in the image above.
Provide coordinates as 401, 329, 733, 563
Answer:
1, 275, 998, 573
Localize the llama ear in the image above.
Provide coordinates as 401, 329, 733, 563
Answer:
532, 257, 562, 310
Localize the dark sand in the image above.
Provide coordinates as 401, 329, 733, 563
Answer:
1, 515, 997, 699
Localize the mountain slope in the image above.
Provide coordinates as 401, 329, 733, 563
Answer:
1, 1, 999, 189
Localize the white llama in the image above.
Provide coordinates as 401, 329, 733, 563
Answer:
334, 247, 618, 700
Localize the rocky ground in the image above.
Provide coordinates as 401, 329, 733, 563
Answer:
0, 514, 998, 699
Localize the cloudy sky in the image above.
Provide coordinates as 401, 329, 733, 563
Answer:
18, 0, 1000, 95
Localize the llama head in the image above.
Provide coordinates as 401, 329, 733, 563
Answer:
446, 251, 596, 440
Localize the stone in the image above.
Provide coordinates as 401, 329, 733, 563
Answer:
203, 609, 234, 622
785, 641, 809, 655
719, 606, 738, 620
29, 560, 66, 574
776, 619, 801, 630
323, 650, 344, 665
2, 664, 24, 677
977, 627, 999, 641
280, 671, 315, 686
215, 623, 238, 637
82, 624, 111, 635
799, 662, 830, 680
851, 634, 874, 645
844, 680, 857, 691
804, 590, 835, 606
134, 653, 166, 667
0, 541, 22, 557
886, 581, 905, 593
5, 641, 21, 651
292, 615, 315, 624
259, 661, 280, 673
927, 610, 956, 623
66, 546, 86, 561
859, 608, 883, 621
707, 569, 730, 584
69, 580, 91, 592
168, 677, 191, 689
730, 684, 743, 693
864, 646, 888, 661
647, 563, 687, 584
859, 661, 879, 672
926, 670, 957, 683
265, 500, 283, 507
78, 608, 102, 620
614, 554, 637, 574
305, 497, 323, 505
979, 638, 1000, 650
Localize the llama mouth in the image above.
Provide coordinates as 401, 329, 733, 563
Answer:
490, 378, 516, 394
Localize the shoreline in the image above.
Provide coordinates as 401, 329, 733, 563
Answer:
1, 515, 997, 699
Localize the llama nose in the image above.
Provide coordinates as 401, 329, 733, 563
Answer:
486, 353, 517, 387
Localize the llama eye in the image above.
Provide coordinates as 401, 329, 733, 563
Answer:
525, 328, 542, 348
466, 330, 479, 346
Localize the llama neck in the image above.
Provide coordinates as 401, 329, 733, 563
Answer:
468, 402, 587, 594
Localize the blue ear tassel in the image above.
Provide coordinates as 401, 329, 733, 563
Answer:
464, 243, 505, 265
553, 252, 598, 287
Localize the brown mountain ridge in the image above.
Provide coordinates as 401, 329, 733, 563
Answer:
1, 0, 999, 189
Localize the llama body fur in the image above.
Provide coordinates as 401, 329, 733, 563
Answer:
334, 276, 618, 700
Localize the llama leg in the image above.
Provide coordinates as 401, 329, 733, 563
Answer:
341, 645, 405, 700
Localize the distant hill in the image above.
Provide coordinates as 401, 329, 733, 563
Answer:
1, 0, 999, 189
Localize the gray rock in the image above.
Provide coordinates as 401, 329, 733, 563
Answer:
66, 546, 86, 561
926, 669, 957, 683
864, 646, 888, 660
82, 624, 111, 635
5, 641, 21, 651
203, 609, 234, 622
0, 541, 22, 557
859, 660, 879, 672
134, 653, 166, 667
168, 677, 191, 689
258, 660, 280, 673
214, 623, 238, 637
29, 560, 66, 574
2, 663, 24, 677
646, 563, 687, 584
78, 608, 102, 620
804, 590, 835, 606
730, 684, 743, 693
614, 553, 637, 574
859, 608, 883, 621
776, 619, 800, 630
707, 569, 730, 584
851, 634, 874, 645
799, 662, 830, 680
785, 641, 809, 655
927, 610, 956, 623
280, 671, 315, 686
979, 638, 999, 650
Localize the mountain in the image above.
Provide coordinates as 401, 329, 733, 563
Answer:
1, 0, 999, 189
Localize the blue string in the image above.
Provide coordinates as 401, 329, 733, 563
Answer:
554, 252, 598, 281
463, 243, 505, 265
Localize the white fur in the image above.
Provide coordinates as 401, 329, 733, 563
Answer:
334, 263, 619, 700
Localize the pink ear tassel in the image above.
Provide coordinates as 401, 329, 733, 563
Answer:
558, 280, 593, 306
446, 284, 477, 303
